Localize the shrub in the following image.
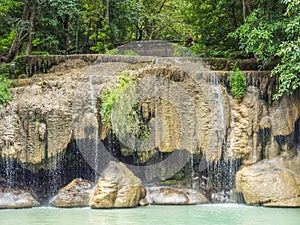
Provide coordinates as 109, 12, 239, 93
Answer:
229, 66, 246, 101
105, 48, 119, 55
100, 71, 135, 128
0, 72, 12, 104
99, 71, 149, 139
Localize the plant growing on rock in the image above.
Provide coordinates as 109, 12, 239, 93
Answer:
99, 71, 149, 140
229, 65, 246, 102
0, 64, 12, 104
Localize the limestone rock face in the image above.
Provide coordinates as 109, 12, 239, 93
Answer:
91, 161, 142, 209
0, 56, 153, 170
0, 190, 39, 209
0, 55, 300, 204
49, 178, 94, 208
144, 186, 209, 205
0, 64, 87, 169
236, 156, 300, 207
1, 56, 299, 170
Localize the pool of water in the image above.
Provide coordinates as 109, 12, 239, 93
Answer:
0, 204, 299, 225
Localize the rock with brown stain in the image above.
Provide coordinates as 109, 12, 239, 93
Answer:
91, 161, 143, 209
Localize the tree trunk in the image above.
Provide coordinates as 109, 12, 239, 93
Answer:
242, 0, 254, 22
104, 0, 109, 24
242, 0, 246, 21
135, 24, 143, 41
6, 2, 31, 61
25, 3, 37, 55
230, 7, 238, 30
6, 0, 45, 61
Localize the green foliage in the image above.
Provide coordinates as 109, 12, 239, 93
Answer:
122, 50, 139, 56
105, 48, 119, 55
184, 0, 244, 57
90, 25, 111, 53
172, 43, 195, 57
230, 9, 284, 66
99, 71, 149, 139
231, 0, 300, 99
271, 0, 300, 99
0, 63, 10, 77
0, 65, 12, 104
100, 72, 136, 129
229, 65, 246, 101
0, 31, 15, 54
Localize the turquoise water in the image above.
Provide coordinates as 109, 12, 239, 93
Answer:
0, 204, 299, 225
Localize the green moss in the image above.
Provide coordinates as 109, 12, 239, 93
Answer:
122, 50, 139, 56
9, 78, 30, 88
30, 51, 49, 55
105, 48, 119, 55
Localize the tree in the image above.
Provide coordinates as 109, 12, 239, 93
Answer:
1, 0, 82, 60
182, 0, 244, 57
6, 0, 47, 61
107, 0, 191, 45
0, 0, 23, 58
231, 0, 300, 99
271, 0, 300, 99
37, 0, 80, 54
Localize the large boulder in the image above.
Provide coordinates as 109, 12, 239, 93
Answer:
91, 161, 143, 209
143, 186, 209, 205
0, 189, 39, 209
49, 178, 94, 208
236, 156, 300, 207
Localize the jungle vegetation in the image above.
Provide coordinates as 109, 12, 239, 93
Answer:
0, 0, 299, 100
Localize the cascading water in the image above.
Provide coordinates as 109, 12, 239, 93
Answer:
88, 74, 100, 182
3, 157, 14, 188
1, 112, 16, 189
205, 71, 234, 202
228, 99, 235, 184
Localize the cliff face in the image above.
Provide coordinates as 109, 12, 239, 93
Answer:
0, 60, 86, 169
0, 55, 299, 206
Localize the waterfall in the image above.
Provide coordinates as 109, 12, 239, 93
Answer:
88, 74, 99, 182
227, 98, 235, 189
2, 111, 15, 188
2, 55, 298, 207
210, 71, 226, 148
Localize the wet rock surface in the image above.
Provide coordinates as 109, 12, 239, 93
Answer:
144, 186, 209, 205
0, 189, 39, 209
49, 178, 94, 208
91, 161, 143, 209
